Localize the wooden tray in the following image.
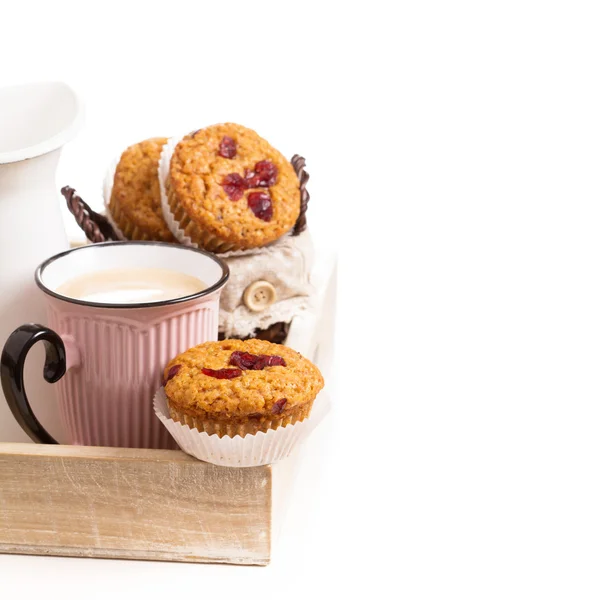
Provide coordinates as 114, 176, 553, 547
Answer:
0, 444, 271, 565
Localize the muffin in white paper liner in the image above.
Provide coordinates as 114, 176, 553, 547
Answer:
153, 387, 330, 467
157, 135, 291, 257
102, 155, 127, 241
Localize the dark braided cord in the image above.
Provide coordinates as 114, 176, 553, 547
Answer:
291, 155, 310, 236
61, 186, 119, 243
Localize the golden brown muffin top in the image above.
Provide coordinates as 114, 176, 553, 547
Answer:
109, 137, 174, 241
168, 123, 300, 249
163, 339, 324, 418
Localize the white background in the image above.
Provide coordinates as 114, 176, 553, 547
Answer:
2, 0, 600, 598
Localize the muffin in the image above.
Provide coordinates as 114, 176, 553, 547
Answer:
107, 137, 175, 242
164, 123, 301, 252
162, 339, 324, 437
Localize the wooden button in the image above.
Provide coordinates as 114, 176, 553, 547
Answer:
243, 281, 277, 312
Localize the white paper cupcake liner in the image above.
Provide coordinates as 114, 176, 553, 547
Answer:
157, 134, 290, 258
102, 154, 127, 241
153, 387, 330, 467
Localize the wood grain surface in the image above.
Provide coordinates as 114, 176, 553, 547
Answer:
0, 443, 271, 565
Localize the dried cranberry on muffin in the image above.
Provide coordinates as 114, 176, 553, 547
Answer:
162, 339, 324, 438
164, 123, 301, 252
107, 137, 175, 242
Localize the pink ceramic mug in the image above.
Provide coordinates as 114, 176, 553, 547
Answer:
0, 241, 229, 449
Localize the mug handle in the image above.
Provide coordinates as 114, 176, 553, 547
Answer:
0, 324, 67, 444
